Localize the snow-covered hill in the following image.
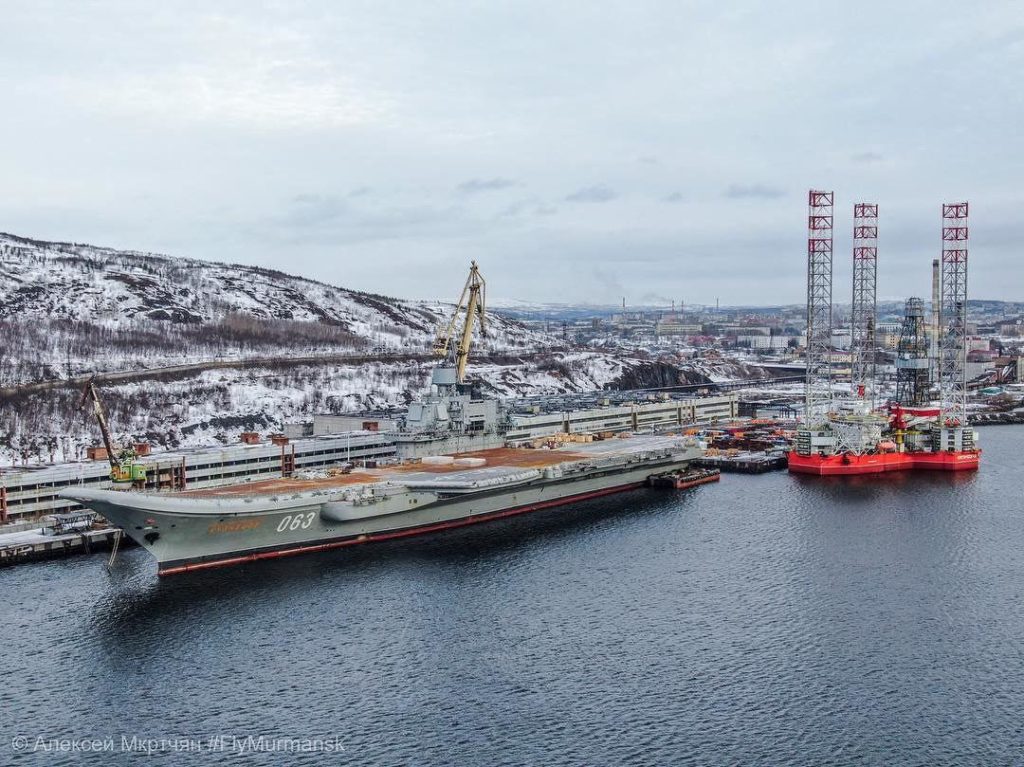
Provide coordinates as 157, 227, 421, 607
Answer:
0, 232, 544, 352
0, 350, 761, 467
0, 231, 769, 468
0, 232, 553, 386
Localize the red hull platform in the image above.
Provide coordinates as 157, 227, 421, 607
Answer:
787, 450, 980, 476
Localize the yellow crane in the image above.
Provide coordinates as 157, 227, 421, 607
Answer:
433, 261, 486, 384
80, 379, 146, 484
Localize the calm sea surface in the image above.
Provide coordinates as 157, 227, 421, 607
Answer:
3, 426, 1023, 766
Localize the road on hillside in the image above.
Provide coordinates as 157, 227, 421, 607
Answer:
0, 350, 555, 397
0, 350, 802, 399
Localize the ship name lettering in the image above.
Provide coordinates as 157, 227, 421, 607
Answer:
208, 519, 263, 534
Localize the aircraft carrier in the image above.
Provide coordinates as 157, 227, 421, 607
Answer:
59, 263, 705, 575
62, 427, 701, 576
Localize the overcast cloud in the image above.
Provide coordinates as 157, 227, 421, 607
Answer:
0, 1, 1021, 305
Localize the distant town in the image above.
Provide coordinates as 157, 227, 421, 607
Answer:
508, 299, 1024, 390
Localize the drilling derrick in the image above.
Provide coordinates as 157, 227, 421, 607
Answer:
827, 201, 885, 456
938, 204, 969, 421
895, 297, 929, 407
804, 190, 834, 424
792, 190, 839, 459
850, 203, 878, 403
930, 258, 940, 385
935, 202, 975, 451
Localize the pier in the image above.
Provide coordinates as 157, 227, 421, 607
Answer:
0, 520, 128, 567
693, 451, 788, 474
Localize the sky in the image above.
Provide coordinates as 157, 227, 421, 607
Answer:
1, 1, 1021, 306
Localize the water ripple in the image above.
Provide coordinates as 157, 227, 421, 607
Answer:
2, 426, 1023, 765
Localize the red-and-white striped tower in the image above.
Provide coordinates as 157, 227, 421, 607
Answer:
938, 202, 969, 426
851, 203, 878, 403
805, 190, 834, 422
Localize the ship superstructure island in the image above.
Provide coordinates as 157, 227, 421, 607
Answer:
60, 263, 705, 574
788, 192, 981, 476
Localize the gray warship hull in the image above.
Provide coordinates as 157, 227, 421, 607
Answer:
61, 437, 702, 575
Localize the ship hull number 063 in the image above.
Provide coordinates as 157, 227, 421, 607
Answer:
277, 512, 316, 532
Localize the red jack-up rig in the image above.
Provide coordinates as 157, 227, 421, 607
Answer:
788, 192, 981, 475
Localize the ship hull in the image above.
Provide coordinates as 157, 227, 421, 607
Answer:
162, 479, 646, 575
787, 450, 980, 476
63, 456, 693, 575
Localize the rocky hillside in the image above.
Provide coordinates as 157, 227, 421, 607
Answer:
0, 231, 770, 468
0, 351, 764, 467
0, 232, 549, 385
0, 233, 504, 333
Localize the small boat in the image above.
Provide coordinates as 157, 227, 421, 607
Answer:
647, 468, 721, 490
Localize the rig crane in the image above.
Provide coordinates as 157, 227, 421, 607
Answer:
433, 261, 486, 384
80, 379, 145, 484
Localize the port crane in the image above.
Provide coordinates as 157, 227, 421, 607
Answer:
80, 379, 145, 484
433, 261, 486, 384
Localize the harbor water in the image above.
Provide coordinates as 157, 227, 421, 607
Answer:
3, 426, 1023, 765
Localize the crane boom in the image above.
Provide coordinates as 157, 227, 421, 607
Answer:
433, 261, 486, 383
79, 380, 145, 483
80, 380, 119, 472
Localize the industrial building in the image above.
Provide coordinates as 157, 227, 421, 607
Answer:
0, 432, 395, 524
505, 394, 736, 442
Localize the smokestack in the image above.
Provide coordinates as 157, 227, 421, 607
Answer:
931, 258, 940, 378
